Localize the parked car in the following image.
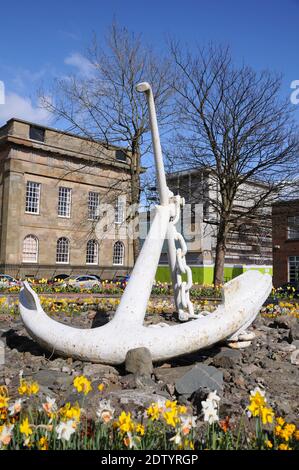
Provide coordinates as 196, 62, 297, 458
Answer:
89, 274, 102, 282
48, 274, 70, 285
66, 275, 101, 289
112, 274, 130, 288
0, 274, 21, 288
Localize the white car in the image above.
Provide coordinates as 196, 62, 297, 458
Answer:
66, 275, 101, 289
0, 274, 21, 288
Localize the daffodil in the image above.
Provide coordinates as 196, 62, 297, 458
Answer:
0, 423, 14, 448
201, 391, 220, 424
59, 402, 81, 422
123, 431, 140, 449
39, 436, 49, 450
180, 415, 196, 435
163, 410, 179, 427
260, 406, 274, 425
136, 423, 145, 436
147, 403, 160, 421
278, 443, 291, 450
96, 400, 115, 424
8, 399, 22, 416
276, 417, 285, 427
114, 411, 134, 433
73, 376, 92, 395
18, 379, 39, 396
20, 417, 33, 437
265, 439, 273, 449
0, 395, 9, 409
56, 420, 77, 441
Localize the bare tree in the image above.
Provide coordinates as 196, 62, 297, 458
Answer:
40, 22, 173, 261
169, 43, 299, 285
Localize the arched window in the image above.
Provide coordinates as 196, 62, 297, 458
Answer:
86, 239, 99, 264
113, 241, 124, 266
23, 235, 38, 263
56, 237, 70, 264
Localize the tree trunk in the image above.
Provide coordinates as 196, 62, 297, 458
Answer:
130, 148, 141, 263
213, 222, 228, 286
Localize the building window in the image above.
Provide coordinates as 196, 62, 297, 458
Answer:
289, 256, 299, 283
86, 239, 99, 264
22, 235, 38, 263
287, 216, 299, 240
88, 192, 100, 220
25, 181, 41, 214
113, 241, 124, 265
115, 196, 125, 224
56, 237, 70, 263
58, 187, 72, 218
29, 125, 45, 142
116, 149, 127, 162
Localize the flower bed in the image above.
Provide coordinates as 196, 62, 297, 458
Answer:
261, 302, 299, 319
0, 378, 298, 450
0, 296, 217, 317
0, 281, 223, 300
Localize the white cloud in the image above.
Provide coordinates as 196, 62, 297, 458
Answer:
64, 52, 94, 77
0, 92, 51, 126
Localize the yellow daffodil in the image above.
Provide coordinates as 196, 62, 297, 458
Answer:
20, 417, 32, 437
136, 423, 145, 436
265, 439, 273, 449
163, 410, 179, 428
59, 403, 81, 422
260, 406, 274, 425
114, 411, 134, 433
98, 383, 105, 392
18, 380, 39, 396
39, 436, 49, 450
278, 443, 291, 450
0, 395, 9, 409
276, 417, 285, 427
147, 403, 160, 421
73, 376, 92, 395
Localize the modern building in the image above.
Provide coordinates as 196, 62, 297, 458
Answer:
155, 168, 272, 283
272, 199, 299, 287
0, 118, 134, 279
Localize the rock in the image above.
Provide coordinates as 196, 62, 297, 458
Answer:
125, 348, 153, 377
154, 365, 194, 383
242, 364, 259, 375
32, 370, 73, 390
290, 349, 299, 365
289, 324, 299, 343
120, 373, 157, 390
212, 348, 241, 369
109, 389, 167, 408
82, 363, 118, 378
270, 316, 297, 330
175, 364, 223, 397
276, 343, 296, 353
291, 340, 299, 349
61, 366, 72, 374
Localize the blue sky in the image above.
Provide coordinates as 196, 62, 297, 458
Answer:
0, 0, 299, 125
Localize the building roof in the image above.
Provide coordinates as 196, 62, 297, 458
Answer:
167, 166, 271, 189
0, 118, 130, 172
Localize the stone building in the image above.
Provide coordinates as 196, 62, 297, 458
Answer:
0, 118, 134, 279
155, 168, 272, 283
272, 199, 299, 287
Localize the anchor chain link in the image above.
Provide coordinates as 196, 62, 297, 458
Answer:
170, 195, 194, 321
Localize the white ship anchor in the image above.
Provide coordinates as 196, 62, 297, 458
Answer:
19, 82, 272, 364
